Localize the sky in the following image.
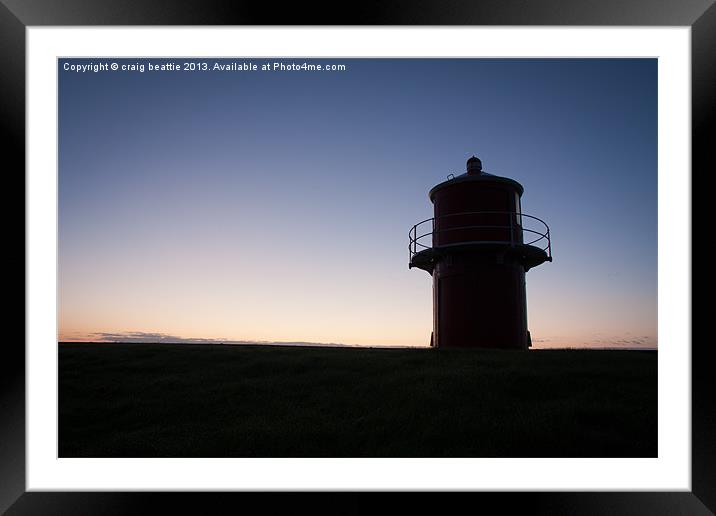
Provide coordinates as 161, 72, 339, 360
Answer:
58, 58, 657, 348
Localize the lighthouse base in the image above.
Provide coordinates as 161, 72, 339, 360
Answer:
432, 246, 531, 350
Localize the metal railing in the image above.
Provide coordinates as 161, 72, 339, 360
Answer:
408, 211, 551, 262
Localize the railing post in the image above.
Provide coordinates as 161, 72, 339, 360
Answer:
509, 211, 514, 246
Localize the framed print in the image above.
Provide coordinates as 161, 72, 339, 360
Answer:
5, 0, 711, 513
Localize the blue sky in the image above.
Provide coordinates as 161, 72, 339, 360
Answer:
59, 58, 657, 348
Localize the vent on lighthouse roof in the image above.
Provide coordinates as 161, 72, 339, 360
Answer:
466, 155, 482, 175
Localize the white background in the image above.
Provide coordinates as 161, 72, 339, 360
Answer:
27, 27, 691, 491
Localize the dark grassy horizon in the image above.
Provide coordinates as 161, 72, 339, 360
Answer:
58, 341, 658, 350
59, 343, 657, 458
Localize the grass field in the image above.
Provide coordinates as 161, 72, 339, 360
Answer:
59, 343, 657, 457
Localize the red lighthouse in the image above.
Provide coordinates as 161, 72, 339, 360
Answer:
409, 156, 552, 349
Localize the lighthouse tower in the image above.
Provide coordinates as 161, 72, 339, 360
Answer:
409, 156, 552, 349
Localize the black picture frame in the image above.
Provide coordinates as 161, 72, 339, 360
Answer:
4, 1, 710, 513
